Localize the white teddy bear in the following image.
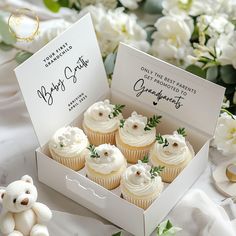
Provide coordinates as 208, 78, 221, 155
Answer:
0, 175, 52, 236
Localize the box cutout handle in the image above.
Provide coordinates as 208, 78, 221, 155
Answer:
65, 175, 106, 208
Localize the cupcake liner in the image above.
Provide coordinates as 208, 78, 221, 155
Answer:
122, 192, 155, 210
83, 123, 116, 146
159, 165, 185, 183
115, 133, 153, 164
85, 165, 126, 190
150, 154, 191, 183
49, 148, 87, 171
121, 186, 162, 210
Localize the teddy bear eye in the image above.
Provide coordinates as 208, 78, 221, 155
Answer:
13, 198, 17, 203
26, 190, 30, 194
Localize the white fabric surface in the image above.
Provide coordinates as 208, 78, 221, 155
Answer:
1, 1, 236, 235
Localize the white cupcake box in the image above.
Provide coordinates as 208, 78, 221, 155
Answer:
15, 14, 225, 236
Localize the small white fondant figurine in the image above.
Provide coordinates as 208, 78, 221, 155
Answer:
0, 175, 52, 236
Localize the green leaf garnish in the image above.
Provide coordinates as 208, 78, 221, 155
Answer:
177, 128, 187, 137
60, 143, 64, 148
0, 42, 13, 51
157, 219, 182, 235
15, 51, 33, 64
141, 155, 149, 163
156, 134, 169, 148
150, 166, 165, 179
144, 115, 162, 131
112, 232, 122, 236
119, 119, 125, 128
0, 16, 17, 45
43, 0, 61, 12
87, 144, 100, 158
109, 104, 125, 119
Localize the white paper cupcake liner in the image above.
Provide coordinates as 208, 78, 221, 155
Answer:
86, 165, 124, 190
115, 133, 153, 164
49, 148, 86, 171
83, 123, 116, 146
159, 165, 185, 183
121, 186, 162, 210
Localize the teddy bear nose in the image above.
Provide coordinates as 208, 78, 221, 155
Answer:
21, 198, 29, 205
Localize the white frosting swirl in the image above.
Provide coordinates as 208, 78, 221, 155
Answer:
86, 144, 126, 174
49, 126, 89, 157
121, 161, 163, 196
153, 131, 192, 165
119, 112, 156, 147
83, 99, 122, 133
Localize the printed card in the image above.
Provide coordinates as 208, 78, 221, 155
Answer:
15, 14, 108, 146
112, 44, 225, 136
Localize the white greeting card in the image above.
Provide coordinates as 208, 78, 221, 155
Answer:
112, 44, 225, 137
15, 14, 108, 146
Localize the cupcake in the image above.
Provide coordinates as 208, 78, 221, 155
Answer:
115, 111, 161, 163
149, 128, 194, 183
49, 126, 89, 170
83, 99, 125, 146
85, 144, 127, 190
120, 160, 164, 209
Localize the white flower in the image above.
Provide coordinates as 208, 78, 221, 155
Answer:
130, 161, 151, 184
79, 0, 118, 9
212, 112, 236, 155
222, 97, 230, 108
119, 0, 142, 10
151, 15, 193, 66
90, 100, 113, 121
124, 111, 147, 135
162, 0, 226, 17
197, 14, 234, 41
217, 31, 236, 69
96, 144, 114, 159
163, 132, 186, 154
78, 5, 149, 57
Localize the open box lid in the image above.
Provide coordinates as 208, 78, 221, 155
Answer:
15, 14, 109, 147
112, 43, 225, 137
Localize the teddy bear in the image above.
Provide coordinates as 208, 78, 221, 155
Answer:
0, 175, 52, 236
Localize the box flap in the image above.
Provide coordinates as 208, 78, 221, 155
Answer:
15, 14, 109, 147
112, 43, 225, 137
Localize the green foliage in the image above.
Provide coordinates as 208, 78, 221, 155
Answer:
150, 166, 165, 179
43, 0, 61, 12
109, 104, 125, 119
157, 220, 182, 236
44, 0, 80, 11
104, 53, 117, 76
58, 0, 69, 7
220, 65, 236, 85
156, 134, 169, 148
87, 144, 100, 158
0, 16, 16, 45
144, 115, 162, 131
177, 128, 187, 137
142, 0, 163, 14
112, 232, 122, 236
141, 155, 149, 163
145, 25, 156, 44
15, 51, 33, 64
206, 66, 218, 82
119, 119, 125, 128
186, 64, 206, 78
0, 42, 13, 51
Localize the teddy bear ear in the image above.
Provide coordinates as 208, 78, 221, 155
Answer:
0, 188, 6, 204
21, 175, 33, 184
